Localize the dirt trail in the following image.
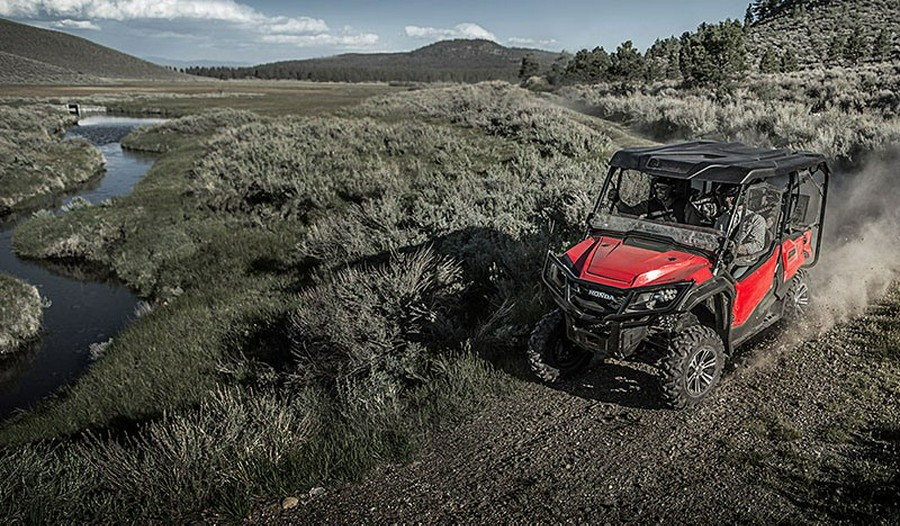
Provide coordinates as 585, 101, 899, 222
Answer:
258, 114, 900, 525
261, 313, 891, 524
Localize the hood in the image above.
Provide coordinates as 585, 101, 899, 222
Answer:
566, 236, 712, 289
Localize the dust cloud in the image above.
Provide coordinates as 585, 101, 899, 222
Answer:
808, 149, 900, 329
736, 151, 900, 373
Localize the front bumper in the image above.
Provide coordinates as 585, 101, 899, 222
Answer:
565, 316, 648, 357
542, 252, 675, 357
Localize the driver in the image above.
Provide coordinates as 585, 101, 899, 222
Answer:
713, 184, 767, 257
610, 178, 688, 223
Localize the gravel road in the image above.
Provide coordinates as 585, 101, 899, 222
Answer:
254, 311, 897, 525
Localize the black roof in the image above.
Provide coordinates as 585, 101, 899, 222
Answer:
610, 141, 827, 184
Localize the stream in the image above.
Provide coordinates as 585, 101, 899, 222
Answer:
0, 115, 163, 420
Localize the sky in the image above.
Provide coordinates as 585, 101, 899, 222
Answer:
1, 0, 752, 66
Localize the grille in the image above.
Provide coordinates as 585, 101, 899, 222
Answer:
566, 283, 624, 315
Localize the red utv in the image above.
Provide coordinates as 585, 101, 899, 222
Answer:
530, 141, 829, 408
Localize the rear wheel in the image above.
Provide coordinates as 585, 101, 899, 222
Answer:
783, 269, 810, 322
660, 324, 725, 409
528, 309, 592, 383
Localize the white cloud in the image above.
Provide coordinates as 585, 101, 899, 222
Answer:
404, 22, 496, 42
266, 16, 328, 34
507, 37, 558, 47
1, 0, 379, 50
50, 18, 100, 30
1, 0, 260, 23
0, 1, 328, 33
261, 32, 379, 49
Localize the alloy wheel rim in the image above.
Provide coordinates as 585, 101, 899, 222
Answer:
686, 346, 718, 396
792, 281, 810, 314
553, 340, 581, 368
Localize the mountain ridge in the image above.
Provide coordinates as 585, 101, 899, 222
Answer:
0, 17, 188, 83
187, 39, 562, 83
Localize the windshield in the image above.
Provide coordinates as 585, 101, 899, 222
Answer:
591, 168, 729, 254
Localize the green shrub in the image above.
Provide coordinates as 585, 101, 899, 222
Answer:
560, 66, 900, 163
121, 109, 261, 153
288, 248, 464, 392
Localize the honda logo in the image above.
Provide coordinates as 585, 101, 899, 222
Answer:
586, 289, 615, 301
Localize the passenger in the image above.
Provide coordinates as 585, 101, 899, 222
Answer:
609, 178, 689, 223
714, 184, 767, 257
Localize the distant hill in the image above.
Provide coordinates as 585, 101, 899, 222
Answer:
187, 39, 561, 83
0, 17, 187, 83
746, 0, 899, 67
143, 56, 253, 69
0, 51, 95, 84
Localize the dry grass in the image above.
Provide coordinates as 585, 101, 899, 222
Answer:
0, 273, 42, 354
560, 64, 900, 163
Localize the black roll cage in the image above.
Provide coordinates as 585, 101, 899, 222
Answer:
587, 161, 830, 273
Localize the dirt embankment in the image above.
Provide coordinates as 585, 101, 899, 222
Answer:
259, 147, 900, 524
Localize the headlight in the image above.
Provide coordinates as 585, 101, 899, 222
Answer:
625, 285, 687, 312
545, 260, 566, 288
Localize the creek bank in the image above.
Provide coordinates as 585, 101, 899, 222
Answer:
0, 273, 42, 354
0, 115, 161, 420
0, 105, 104, 216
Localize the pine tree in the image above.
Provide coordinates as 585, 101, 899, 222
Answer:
562, 47, 610, 83
547, 53, 570, 85
745, 3, 755, 27
608, 40, 644, 83
518, 54, 540, 81
680, 20, 747, 87
644, 37, 682, 81
780, 49, 799, 72
873, 29, 892, 61
759, 47, 780, 73
586, 46, 612, 81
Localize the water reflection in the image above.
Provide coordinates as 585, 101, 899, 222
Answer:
0, 115, 161, 420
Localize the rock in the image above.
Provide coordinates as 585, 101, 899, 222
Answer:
281, 496, 299, 510
309, 486, 327, 498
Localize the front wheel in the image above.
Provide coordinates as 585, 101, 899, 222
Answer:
528, 309, 592, 383
660, 324, 726, 409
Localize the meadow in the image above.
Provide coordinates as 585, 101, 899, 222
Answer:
0, 82, 635, 521
0, 71, 897, 521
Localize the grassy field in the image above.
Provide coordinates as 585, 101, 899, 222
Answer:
0, 81, 623, 522
0, 79, 406, 117
0, 273, 42, 354
0, 73, 897, 522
